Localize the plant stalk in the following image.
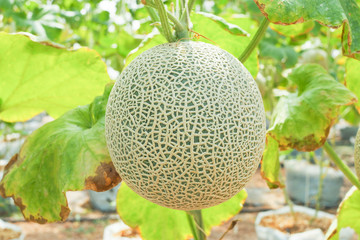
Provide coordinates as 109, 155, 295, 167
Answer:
144, 0, 188, 40
323, 141, 360, 190
187, 210, 206, 240
154, 0, 176, 42
188, 0, 196, 12
168, 11, 188, 39
279, 171, 297, 223
180, 0, 192, 30
310, 153, 325, 224
145, 6, 164, 35
239, 17, 269, 63
175, 0, 181, 18
186, 212, 199, 240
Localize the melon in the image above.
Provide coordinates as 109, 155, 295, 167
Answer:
355, 129, 360, 180
105, 41, 266, 210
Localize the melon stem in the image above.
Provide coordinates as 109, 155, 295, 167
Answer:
186, 212, 200, 240
166, 11, 188, 39
187, 0, 196, 13
187, 210, 207, 240
180, 0, 194, 29
239, 17, 269, 63
323, 141, 360, 190
154, 0, 176, 42
143, 0, 189, 41
145, 6, 164, 35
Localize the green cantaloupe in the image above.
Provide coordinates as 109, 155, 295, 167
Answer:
105, 41, 266, 210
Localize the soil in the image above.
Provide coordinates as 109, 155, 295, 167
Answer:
259, 212, 332, 234
15, 219, 118, 240
0, 228, 21, 240
208, 212, 257, 240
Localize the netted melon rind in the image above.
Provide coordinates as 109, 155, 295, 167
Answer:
355, 129, 360, 180
105, 41, 266, 210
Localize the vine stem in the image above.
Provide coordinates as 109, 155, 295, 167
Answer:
145, 6, 163, 35
169, 11, 189, 39
239, 17, 269, 63
323, 141, 360, 190
187, 0, 196, 13
187, 210, 206, 240
143, 0, 188, 39
186, 212, 199, 240
154, 0, 175, 42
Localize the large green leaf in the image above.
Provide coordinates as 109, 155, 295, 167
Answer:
346, 58, 360, 112
0, 84, 121, 223
192, 13, 259, 77
268, 64, 357, 151
0, 32, 110, 122
125, 30, 167, 67
126, 13, 259, 78
261, 134, 283, 188
327, 187, 360, 239
254, 0, 360, 59
195, 12, 249, 36
117, 183, 247, 240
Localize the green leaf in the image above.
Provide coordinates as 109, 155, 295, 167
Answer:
346, 58, 360, 112
242, 0, 264, 18
195, 12, 249, 36
268, 64, 357, 151
327, 187, 360, 239
0, 32, 110, 122
341, 105, 360, 125
261, 134, 283, 188
270, 21, 315, 38
254, 0, 360, 59
192, 13, 259, 77
125, 30, 167, 67
116, 183, 247, 240
0, 84, 121, 223
341, 2, 360, 60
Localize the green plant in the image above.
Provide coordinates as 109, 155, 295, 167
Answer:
1, 0, 360, 239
